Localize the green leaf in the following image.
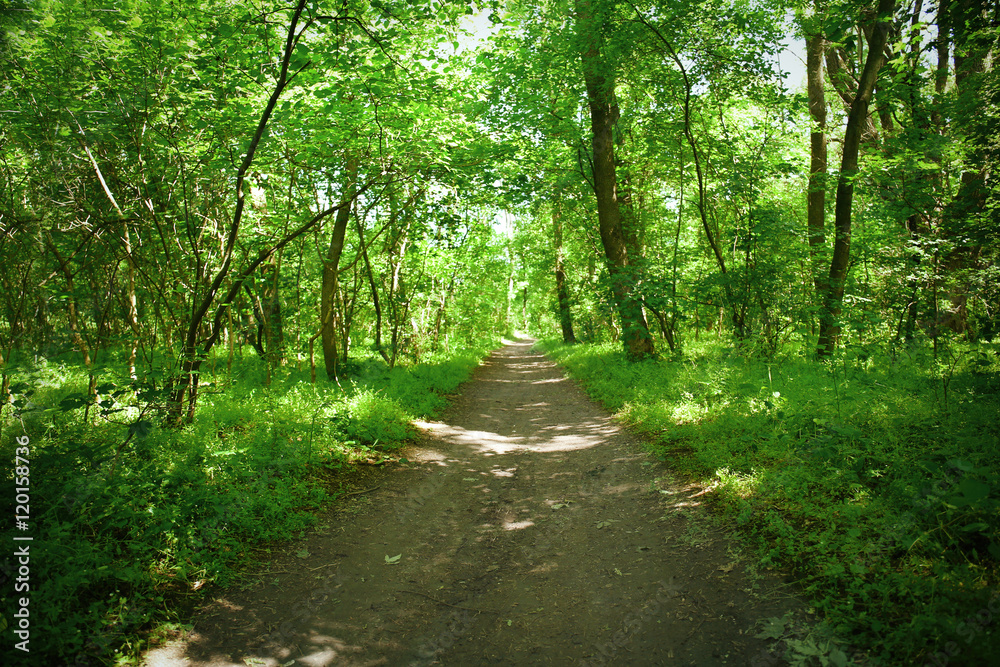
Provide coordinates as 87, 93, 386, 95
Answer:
829, 648, 849, 667
384, 554, 401, 564
756, 615, 788, 640
958, 478, 990, 504
59, 393, 91, 411
962, 522, 990, 533
128, 419, 153, 440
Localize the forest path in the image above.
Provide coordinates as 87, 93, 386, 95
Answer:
144, 338, 799, 667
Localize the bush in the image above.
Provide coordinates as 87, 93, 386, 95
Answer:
541, 337, 1000, 665
0, 339, 495, 665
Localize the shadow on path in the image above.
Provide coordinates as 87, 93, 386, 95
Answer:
143, 338, 801, 667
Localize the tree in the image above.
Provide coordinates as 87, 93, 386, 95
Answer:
552, 186, 578, 344
803, 2, 830, 330
816, 0, 896, 356
574, 0, 655, 359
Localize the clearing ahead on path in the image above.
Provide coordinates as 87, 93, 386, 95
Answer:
144, 338, 801, 667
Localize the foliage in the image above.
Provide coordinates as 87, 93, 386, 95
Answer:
0, 339, 491, 665
1, 0, 998, 663
541, 337, 1000, 665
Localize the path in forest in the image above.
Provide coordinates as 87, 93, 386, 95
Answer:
143, 338, 800, 666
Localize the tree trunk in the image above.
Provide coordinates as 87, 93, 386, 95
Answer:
263, 252, 285, 368
939, 0, 992, 336
576, 0, 654, 360
552, 195, 577, 343
356, 212, 390, 363
165, 0, 311, 423
625, 2, 741, 339
386, 201, 412, 368
122, 223, 140, 379
321, 159, 359, 381
825, 45, 882, 145
817, 0, 895, 356
806, 19, 829, 308
46, 235, 91, 367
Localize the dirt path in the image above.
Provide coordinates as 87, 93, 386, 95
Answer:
144, 339, 799, 666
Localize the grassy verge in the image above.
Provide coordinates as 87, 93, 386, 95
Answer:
540, 338, 1000, 666
0, 339, 495, 665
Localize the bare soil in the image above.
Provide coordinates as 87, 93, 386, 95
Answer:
143, 338, 801, 666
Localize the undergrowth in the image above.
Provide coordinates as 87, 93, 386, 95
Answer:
0, 340, 493, 665
540, 337, 1000, 666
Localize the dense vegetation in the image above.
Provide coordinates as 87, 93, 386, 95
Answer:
543, 338, 999, 666
1, 0, 997, 664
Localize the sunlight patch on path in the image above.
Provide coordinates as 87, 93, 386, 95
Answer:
413, 420, 608, 453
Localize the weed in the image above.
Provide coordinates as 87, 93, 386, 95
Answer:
0, 340, 494, 665
541, 337, 1000, 665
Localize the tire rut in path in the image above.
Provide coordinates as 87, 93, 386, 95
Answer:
143, 338, 799, 667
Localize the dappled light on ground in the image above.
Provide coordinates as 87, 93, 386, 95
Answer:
143, 338, 799, 667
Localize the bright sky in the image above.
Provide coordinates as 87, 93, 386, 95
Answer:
779, 33, 809, 90
457, 5, 499, 52
458, 5, 807, 89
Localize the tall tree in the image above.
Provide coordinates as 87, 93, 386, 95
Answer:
321, 159, 360, 381
816, 0, 896, 356
804, 4, 829, 325
552, 187, 578, 344
574, 0, 655, 359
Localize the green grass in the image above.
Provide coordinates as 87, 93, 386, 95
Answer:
540, 337, 1000, 666
0, 339, 495, 665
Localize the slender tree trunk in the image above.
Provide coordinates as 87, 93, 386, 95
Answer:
806, 19, 829, 308
263, 251, 284, 368
431, 274, 458, 352
576, 0, 654, 360
825, 45, 882, 145
122, 224, 140, 379
321, 159, 359, 380
817, 0, 895, 356
357, 213, 390, 363
165, 0, 311, 423
646, 304, 675, 352
552, 195, 577, 343
387, 209, 411, 369
624, 1, 740, 338
939, 0, 991, 336
46, 236, 91, 367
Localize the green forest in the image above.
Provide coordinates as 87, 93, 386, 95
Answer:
0, 0, 997, 664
